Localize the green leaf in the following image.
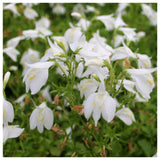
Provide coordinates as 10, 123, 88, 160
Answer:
138, 139, 152, 157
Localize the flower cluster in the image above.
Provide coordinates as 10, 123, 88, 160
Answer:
3, 3, 157, 153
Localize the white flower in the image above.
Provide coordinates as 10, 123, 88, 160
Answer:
113, 34, 125, 47
22, 29, 43, 40
35, 17, 50, 29
7, 36, 24, 48
41, 86, 52, 103
76, 18, 90, 31
3, 125, 24, 143
37, 27, 52, 37
141, 4, 157, 26
116, 3, 129, 15
116, 79, 136, 94
83, 65, 109, 82
73, 4, 85, 14
14, 94, 27, 107
79, 31, 112, 61
78, 79, 99, 98
52, 4, 65, 14
116, 107, 135, 125
20, 49, 40, 75
3, 47, 20, 62
111, 42, 136, 61
64, 27, 86, 51
85, 5, 96, 13
21, 49, 40, 66
41, 37, 66, 62
24, 7, 38, 20
114, 14, 127, 29
134, 31, 145, 42
30, 102, 54, 133
83, 91, 117, 126
3, 98, 14, 126
4, 3, 20, 17
119, 27, 136, 41
137, 53, 151, 69
23, 61, 54, 95
96, 14, 115, 31
127, 68, 157, 100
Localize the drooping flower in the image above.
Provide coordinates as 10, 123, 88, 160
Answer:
116, 3, 129, 15
3, 98, 14, 126
41, 86, 52, 103
111, 42, 136, 61
127, 68, 157, 100
83, 91, 117, 126
137, 53, 151, 69
7, 36, 24, 48
4, 3, 20, 17
3, 47, 20, 62
141, 4, 157, 26
35, 17, 50, 29
78, 79, 99, 98
3, 125, 24, 143
96, 14, 115, 31
119, 27, 136, 41
64, 27, 86, 51
23, 61, 54, 95
14, 94, 27, 107
30, 102, 54, 133
116, 106, 136, 125
22, 29, 43, 40
52, 4, 65, 14
76, 18, 90, 31
24, 7, 38, 20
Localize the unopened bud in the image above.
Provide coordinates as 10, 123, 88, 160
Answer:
92, 74, 101, 82
3, 71, 11, 89
71, 12, 82, 18
55, 39, 66, 53
53, 52, 65, 57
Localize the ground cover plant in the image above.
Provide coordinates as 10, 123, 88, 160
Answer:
3, 3, 157, 157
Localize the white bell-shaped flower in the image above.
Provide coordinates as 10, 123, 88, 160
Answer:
64, 27, 86, 51
96, 14, 115, 31
3, 98, 14, 126
127, 68, 157, 100
24, 7, 38, 20
137, 53, 151, 69
3, 125, 24, 143
30, 102, 54, 133
7, 36, 24, 48
3, 47, 20, 62
23, 61, 54, 95
116, 107, 135, 125
52, 4, 66, 15
119, 27, 136, 41
78, 79, 99, 98
4, 3, 20, 17
41, 86, 52, 103
111, 42, 136, 61
83, 91, 117, 126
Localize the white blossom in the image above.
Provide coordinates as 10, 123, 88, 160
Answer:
3, 125, 24, 143
24, 7, 38, 20
116, 107, 135, 125
23, 61, 54, 95
30, 102, 54, 133
83, 91, 117, 126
